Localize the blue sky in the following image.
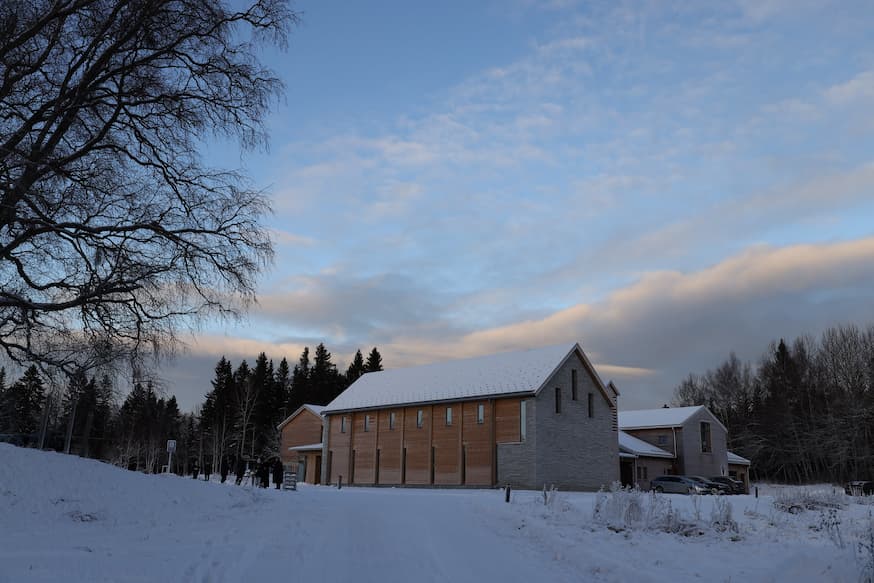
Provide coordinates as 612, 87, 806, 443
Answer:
168, 0, 874, 410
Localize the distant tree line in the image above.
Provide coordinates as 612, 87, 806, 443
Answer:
673, 323, 874, 484
0, 344, 383, 476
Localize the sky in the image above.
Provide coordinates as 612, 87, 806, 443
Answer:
164, 0, 874, 411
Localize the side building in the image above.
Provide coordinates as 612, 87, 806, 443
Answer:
618, 405, 751, 492
277, 404, 326, 484
320, 343, 619, 491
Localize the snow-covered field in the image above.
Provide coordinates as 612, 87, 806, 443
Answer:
1, 444, 871, 583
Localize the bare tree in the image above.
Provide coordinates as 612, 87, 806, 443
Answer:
0, 0, 296, 375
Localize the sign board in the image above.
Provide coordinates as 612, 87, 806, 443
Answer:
166, 439, 177, 453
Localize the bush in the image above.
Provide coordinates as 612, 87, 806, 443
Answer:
774, 489, 848, 514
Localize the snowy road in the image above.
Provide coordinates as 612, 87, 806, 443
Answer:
184, 487, 571, 583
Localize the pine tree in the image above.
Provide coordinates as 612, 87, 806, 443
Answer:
311, 343, 342, 404
346, 349, 366, 384
365, 347, 384, 373
7, 365, 46, 438
289, 347, 311, 411
276, 357, 292, 416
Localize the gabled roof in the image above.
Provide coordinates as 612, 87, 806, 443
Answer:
322, 343, 611, 414
618, 405, 727, 433
727, 451, 751, 465
618, 431, 675, 459
276, 404, 327, 431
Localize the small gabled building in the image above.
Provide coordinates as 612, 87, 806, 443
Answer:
618, 430, 675, 490
727, 451, 751, 493
618, 405, 729, 479
277, 404, 326, 484
319, 343, 619, 490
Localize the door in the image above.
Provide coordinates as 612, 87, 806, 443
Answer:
314, 455, 322, 484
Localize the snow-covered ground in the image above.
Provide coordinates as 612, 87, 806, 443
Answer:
1, 443, 871, 583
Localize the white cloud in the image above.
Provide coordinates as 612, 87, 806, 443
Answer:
825, 70, 874, 105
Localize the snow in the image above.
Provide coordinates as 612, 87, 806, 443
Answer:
276, 403, 327, 430
728, 450, 751, 465
619, 406, 712, 429
618, 431, 675, 458
288, 443, 322, 451
323, 343, 581, 413
0, 443, 869, 582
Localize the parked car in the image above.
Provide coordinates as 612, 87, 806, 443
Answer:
651, 475, 712, 495
845, 481, 874, 496
708, 476, 745, 494
687, 476, 731, 494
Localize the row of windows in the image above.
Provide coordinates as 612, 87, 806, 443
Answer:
554, 384, 595, 418
340, 403, 489, 433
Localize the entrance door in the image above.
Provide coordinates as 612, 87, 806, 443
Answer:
314, 455, 322, 484
620, 459, 634, 488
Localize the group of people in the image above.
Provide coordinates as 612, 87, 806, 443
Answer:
190, 456, 286, 489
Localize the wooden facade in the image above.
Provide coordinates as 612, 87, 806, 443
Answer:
277, 405, 324, 483
324, 397, 523, 487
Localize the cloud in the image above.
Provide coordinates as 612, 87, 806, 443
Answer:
825, 70, 874, 105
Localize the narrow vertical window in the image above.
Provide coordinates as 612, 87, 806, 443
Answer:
416, 409, 424, 428
555, 387, 562, 414
340, 416, 346, 433
476, 403, 484, 424
587, 393, 594, 418
571, 369, 578, 400
445, 406, 453, 426
520, 400, 527, 441
364, 415, 371, 432
389, 411, 396, 430
700, 421, 711, 453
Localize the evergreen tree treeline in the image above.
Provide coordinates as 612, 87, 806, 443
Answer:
0, 344, 383, 476
673, 323, 874, 484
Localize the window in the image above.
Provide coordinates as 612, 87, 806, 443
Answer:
636, 466, 642, 480
520, 400, 527, 441
340, 416, 346, 433
587, 392, 593, 418
657, 434, 667, 446
476, 403, 485, 424
389, 411, 396, 430
416, 409, 424, 428
445, 406, 453, 426
555, 387, 562, 414
700, 421, 711, 453
643, 466, 648, 479
571, 369, 578, 400
364, 415, 371, 432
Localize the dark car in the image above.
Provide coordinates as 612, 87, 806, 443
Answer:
845, 481, 874, 496
687, 476, 731, 494
651, 475, 712, 495
708, 476, 745, 494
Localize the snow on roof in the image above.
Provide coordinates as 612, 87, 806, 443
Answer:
303, 404, 326, 417
323, 343, 590, 413
727, 451, 751, 465
618, 405, 726, 431
289, 443, 323, 451
276, 404, 327, 430
618, 431, 675, 459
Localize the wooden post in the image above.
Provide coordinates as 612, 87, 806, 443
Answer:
505, 484, 511, 503
755, 486, 758, 498
338, 475, 342, 490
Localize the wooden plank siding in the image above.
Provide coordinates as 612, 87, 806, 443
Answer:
495, 397, 522, 444
279, 409, 324, 467
324, 396, 524, 487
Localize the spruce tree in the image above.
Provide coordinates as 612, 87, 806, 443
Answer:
365, 347, 384, 373
8, 365, 46, 437
346, 349, 366, 384
289, 347, 311, 410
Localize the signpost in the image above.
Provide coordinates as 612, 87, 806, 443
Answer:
166, 439, 177, 474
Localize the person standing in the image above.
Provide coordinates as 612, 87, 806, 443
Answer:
234, 457, 245, 485
272, 458, 284, 490
220, 457, 229, 483
259, 458, 269, 488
